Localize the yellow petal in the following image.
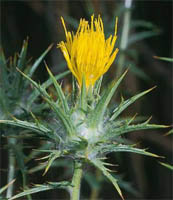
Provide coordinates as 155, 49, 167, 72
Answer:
58, 15, 119, 89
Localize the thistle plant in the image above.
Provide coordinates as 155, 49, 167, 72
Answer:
0, 39, 51, 199
0, 40, 69, 199
0, 15, 168, 200
0, 39, 53, 119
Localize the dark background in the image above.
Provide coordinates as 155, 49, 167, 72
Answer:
0, 0, 172, 199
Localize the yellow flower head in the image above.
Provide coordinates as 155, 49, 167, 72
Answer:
58, 15, 119, 89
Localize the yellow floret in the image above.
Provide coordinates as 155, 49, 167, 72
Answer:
58, 15, 119, 89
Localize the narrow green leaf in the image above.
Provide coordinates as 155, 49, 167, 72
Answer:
71, 75, 78, 104
9, 182, 70, 200
14, 39, 28, 94
0, 119, 52, 136
0, 180, 15, 194
94, 76, 103, 95
17, 39, 28, 70
0, 47, 8, 87
25, 143, 53, 163
130, 20, 157, 30
106, 120, 169, 139
102, 144, 160, 158
45, 64, 69, 114
44, 97, 75, 136
84, 172, 101, 190
112, 174, 140, 197
159, 162, 173, 170
89, 158, 124, 200
90, 70, 128, 128
128, 31, 159, 46
110, 87, 156, 121
80, 76, 87, 111
164, 128, 173, 136
28, 159, 71, 174
29, 44, 53, 77
16, 68, 75, 136
27, 70, 70, 109
0, 48, 9, 110
43, 151, 61, 176
153, 56, 173, 63
126, 60, 150, 80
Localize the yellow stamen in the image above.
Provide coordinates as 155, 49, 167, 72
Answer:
58, 15, 119, 89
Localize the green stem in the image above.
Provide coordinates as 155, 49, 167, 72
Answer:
71, 161, 83, 200
6, 138, 16, 198
116, 0, 133, 79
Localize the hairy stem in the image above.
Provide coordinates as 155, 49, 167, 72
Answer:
71, 161, 83, 200
6, 138, 16, 198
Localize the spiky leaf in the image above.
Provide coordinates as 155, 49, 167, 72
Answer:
42, 150, 61, 175
9, 181, 71, 200
0, 119, 51, 137
159, 162, 173, 170
27, 70, 70, 109
89, 70, 128, 128
89, 158, 124, 200
153, 56, 173, 62
14, 39, 28, 93
45, 64, 69, 113
28, 44, 53, 77
94, 76, 103, 95
79, 77, 87, 111
105, 118, 168, 139
110, 87, 156, 121
101, 144, 160, 157
16, 68, 75, 136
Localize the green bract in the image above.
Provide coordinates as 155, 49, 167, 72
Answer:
0, 64, 168, 200
0, 40, 70, 200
